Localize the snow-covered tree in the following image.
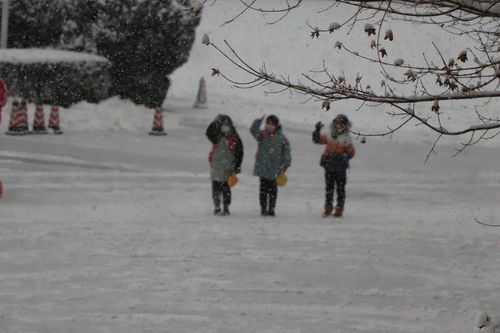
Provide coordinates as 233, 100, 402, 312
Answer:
60, 0, 100, 52
208, 0, 500, 148
63, 0, 201, 108
3, 0, 66, 48
6, 0, 200, 109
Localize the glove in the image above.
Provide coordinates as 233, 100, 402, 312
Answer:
315, 121, 323, 131
341, 153, 354, 161
234, 167, 241, 174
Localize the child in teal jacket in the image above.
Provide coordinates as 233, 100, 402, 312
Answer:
250, 115, 291, 216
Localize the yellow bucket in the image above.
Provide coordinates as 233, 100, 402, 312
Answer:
227, 173, 238, 187
276, 173, 288, 187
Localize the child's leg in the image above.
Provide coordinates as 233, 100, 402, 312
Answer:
322, 171, 335, 217
259, 178, 268, 213
268, 180, 278, 213
222, 182, 231, 210
212, 181, 222, 209
335, 171, 347, 209
325, 171, 335, 206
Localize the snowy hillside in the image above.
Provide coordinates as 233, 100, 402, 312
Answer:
170, 0, 500, 145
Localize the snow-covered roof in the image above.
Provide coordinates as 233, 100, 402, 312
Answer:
0, 49, 109, 64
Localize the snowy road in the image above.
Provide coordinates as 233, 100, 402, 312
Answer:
1, 113, 500, 333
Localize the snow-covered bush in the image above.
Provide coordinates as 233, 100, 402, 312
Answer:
60, 0, 99, 53
63, 0, 201, 108
5, 0, 200, 108
0, 49, 111, 107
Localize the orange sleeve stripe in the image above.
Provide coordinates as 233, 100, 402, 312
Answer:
346, 145, 356, 156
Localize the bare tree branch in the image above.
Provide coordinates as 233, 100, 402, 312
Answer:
206, 0, 500, 144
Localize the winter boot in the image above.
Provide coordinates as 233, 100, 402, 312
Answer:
214, 208, 222, 216
333, 206, 343, 217
260, 207, 268, 216
222, 207, 230, 216
322, 204, 333, 217
267, 209, 275, 217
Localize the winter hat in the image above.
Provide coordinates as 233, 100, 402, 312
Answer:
217, 114, 234, 127
332, 114, 352, 129
266, 115, 281, 129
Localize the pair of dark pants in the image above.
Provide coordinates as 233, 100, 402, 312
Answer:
259, 178, 278, 211
212, 181, 231, 209
325, 170, 346, 208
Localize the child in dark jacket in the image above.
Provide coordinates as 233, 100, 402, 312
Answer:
250, 115, 291, 217
312, 114, 355, 217
206, 115, 244, 216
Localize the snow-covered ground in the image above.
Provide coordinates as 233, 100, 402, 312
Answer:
1, 1, 500, 332
2, 101, 500, 332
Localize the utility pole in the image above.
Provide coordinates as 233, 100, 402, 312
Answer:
1, 0, 9, 49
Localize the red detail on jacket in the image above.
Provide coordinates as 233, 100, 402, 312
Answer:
208, 134, 238, 163
317, 134, 356, 157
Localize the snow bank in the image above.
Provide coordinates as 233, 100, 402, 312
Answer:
0, 97, 182, 134
0, 48, 109, 64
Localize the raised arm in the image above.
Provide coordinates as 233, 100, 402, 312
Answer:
312, 122, 327, 145
250, 118, 263, 141
205, 121, 220, 144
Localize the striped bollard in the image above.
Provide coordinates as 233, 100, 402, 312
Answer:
148, 107, 167, 136
18, 100, 29, 133
193, 77, 208, 109
6, 100, 28, 135
48, 106, 63, 135
32, 104, 48, 134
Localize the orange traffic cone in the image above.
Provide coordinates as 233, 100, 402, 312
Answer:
193, 77, 208, 109
148, 107, 167, 136
6, 100, 29, 135
6, 100, 19, 133
32, 104, 48, 134
48, 106, 63, 135
18, 100, 29, 133
0, 78, 7, 125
